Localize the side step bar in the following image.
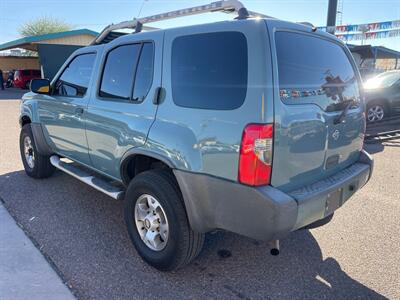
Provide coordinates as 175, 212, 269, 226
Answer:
50, 155, 124, 200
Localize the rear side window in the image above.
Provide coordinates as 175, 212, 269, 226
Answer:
100, 42, 154, 101
276, 32, 360, 111
53, 53, 96, 97
100, 44, 141, 99
171, 32, 247, 110
132, 43, 154, 101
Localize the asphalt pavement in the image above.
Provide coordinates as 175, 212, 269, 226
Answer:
0, 92, 399, 299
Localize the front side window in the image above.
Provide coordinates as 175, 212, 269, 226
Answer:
171, 32, 248, 110
53, 53, 96, 97
276, 32, 360, 111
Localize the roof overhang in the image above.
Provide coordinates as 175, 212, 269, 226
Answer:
0, 29, 98, 52
348, 44, 400, 60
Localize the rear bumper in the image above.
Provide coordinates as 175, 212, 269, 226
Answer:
174, 150, 373, 241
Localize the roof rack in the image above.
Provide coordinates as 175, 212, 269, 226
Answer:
92, 0, 270, 45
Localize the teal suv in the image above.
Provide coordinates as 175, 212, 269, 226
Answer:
19, 17, 373, 271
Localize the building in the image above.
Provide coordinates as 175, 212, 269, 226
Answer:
348, 44, 400, 79
0, 29, 98, 81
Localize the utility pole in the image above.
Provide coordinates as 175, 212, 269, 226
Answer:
326, 0, 338, 34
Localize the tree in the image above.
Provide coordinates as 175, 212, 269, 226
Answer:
19, 16, 73, 37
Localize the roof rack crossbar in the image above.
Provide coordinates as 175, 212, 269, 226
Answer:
92, 0, 268, 45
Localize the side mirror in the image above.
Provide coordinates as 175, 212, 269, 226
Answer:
31, 79, 50, 95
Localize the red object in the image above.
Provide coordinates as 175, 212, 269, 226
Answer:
13, 69, 41, 89
238, 124, 273, 186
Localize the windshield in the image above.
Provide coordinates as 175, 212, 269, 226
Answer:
364, 71, 400, 89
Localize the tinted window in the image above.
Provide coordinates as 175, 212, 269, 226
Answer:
276, 32, 360, 111
22, 70, 30, 76
100, 44, 141, 99
54, 53, 96, 97
172, 32, 247, 110
132, 43, 154, 101
32, 70, 41, 77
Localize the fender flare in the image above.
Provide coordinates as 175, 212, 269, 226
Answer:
119, 148, 176, 186
30, 123, 54, 156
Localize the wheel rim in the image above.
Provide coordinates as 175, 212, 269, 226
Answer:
23, 136, 35, 169
134, 194, 169, 251
367, 105, 384, 122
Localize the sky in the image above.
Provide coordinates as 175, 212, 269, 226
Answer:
0, 0, 399, 50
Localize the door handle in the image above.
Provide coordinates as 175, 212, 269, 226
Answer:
153, 87, 165, 105
75, 107, 84, 115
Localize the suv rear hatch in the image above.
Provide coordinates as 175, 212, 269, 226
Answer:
270, 28, 365, 192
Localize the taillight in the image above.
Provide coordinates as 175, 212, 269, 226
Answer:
238, 124, 273, 186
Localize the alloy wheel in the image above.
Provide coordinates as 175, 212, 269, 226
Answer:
367, 105, 384, 122
23, 136, 35, 169
134, 194, 169, 251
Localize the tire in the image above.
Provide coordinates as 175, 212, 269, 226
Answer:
124, 170, 205, 271
366, 101, 387, 123
302, 213, 334, 230
19, 124, 55, 178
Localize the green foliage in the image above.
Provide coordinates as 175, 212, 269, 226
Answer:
19, 16, 73, 37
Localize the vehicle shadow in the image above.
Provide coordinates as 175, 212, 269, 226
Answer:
0, 170, 386, 300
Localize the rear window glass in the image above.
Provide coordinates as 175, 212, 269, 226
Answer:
276, 32, 360, 111
32, 70, 41, 76
22, 70, 30, 76
171, 32, 247, 110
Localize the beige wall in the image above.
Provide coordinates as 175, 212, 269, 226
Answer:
0, 56, 40, 80
35, 34, 95, 46
375, 58, 398, 71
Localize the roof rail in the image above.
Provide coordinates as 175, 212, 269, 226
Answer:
92, 0, 270, 45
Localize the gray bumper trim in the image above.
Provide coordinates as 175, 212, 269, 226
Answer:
174, 170, 298, 241
174, 151, 373, 241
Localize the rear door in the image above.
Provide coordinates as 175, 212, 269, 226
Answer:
268, 25, 365, 191
85, 31, 162, 179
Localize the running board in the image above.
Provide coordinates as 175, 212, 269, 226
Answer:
50, 156, 124, 200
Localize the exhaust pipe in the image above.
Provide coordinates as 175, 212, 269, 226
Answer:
269, 240, 280, 256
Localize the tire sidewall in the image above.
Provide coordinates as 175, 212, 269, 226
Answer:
124, 172, 186, 270
20, 125, 37, 176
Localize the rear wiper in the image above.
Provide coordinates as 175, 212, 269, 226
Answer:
333, 99, 357, 125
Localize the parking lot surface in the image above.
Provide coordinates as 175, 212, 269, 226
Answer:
0, 93, 399, 299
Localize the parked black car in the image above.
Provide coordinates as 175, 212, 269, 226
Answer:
364, 70, 400, 122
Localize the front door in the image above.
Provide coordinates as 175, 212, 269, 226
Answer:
38, 52, 97, 166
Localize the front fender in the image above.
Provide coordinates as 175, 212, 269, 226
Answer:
20, 92, 40, 125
